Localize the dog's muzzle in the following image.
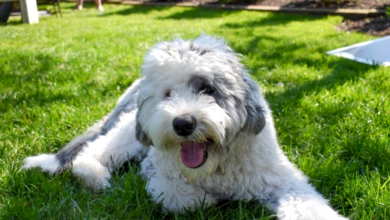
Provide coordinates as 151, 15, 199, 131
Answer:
172, 114, 209, 169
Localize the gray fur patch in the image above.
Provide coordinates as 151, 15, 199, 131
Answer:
242, 73, 266, 135
135, 119, 153, 147
55, 116, 107, 172
188, 76, 212, 94
135, 98, 153, 147
189, 42, 211, 56
55, 81, 140, 172
187, 75, 227, 108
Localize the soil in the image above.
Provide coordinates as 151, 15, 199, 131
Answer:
233, 0, 390, 36
338, 17, 390, 36
255, 0, 389, 10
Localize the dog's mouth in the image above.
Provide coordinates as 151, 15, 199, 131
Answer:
180, 139, 212, 168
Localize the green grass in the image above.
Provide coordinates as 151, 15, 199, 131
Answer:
1, 3, 389, 219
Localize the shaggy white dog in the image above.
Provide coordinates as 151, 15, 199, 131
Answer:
22, 35, 347, 220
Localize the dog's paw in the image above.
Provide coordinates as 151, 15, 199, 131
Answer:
147, 176, 217, 213
21, 154, 60, 175
72, 155, 112, 190
276, 204, 348, 220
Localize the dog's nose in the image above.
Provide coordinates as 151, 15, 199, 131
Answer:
172, 114, 197, 136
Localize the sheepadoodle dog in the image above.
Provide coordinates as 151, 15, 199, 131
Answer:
22, 35, 347, 219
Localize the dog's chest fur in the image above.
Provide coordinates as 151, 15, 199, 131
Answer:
198, 133, 282, 201
143, 132, 287, 202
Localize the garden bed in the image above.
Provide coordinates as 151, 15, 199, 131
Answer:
254, 0, 390, 36
124, 0, 390, 35
253, 0, 389, 10
253, 0, 390, 36
338, 17, 390, 36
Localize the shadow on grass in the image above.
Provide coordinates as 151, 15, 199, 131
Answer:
59, 2, 97, 10
0, 52, 131, 113
5, 19, 23, 26
262, 58, 385, 170
266, 60, 377, 104
100, 5, 171, 17
230, 35, 332, 70
157, 7, 240, 19
224, 12, 324, 28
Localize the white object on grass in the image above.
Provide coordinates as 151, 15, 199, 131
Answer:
327, 36, 390, 67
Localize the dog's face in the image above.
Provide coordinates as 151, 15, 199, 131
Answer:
136, 35, 265, 181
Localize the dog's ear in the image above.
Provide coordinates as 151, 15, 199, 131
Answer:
242, 73, 266, 135
135, 111, 153, 147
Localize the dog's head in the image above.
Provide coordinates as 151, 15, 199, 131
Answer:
135, 35, 265, 181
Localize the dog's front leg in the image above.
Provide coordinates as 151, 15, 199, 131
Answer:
267, 182, 348, 220
70, 110, 148, 190
146, 175, 216, 212
22, 79, 146, 190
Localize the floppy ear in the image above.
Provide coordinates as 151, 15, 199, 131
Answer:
135, 110, 153, 147
242, 73, 266, 135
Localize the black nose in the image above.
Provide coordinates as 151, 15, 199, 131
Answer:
172, 114, 197, 136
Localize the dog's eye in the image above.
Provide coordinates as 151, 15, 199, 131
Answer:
201, 85, 215, 95
164, 91, 171, 98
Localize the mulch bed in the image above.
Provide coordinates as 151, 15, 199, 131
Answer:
253, 0, 390, 36
255, 0, 389, 10
338, 17, 390, 36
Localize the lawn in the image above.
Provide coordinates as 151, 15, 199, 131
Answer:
1, 3, 389, 219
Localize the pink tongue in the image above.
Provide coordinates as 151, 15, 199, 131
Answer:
180, 142, 206, 168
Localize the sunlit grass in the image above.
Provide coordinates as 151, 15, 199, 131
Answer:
1, 3, 389, 219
